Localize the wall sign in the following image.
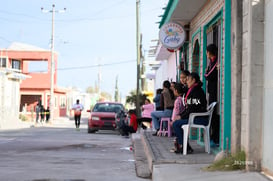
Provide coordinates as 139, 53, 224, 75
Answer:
159, 22, 186, 50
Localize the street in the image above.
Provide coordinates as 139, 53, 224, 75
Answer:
0, 116, 146, 181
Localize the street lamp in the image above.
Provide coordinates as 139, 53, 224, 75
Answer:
41, 4, 66, 122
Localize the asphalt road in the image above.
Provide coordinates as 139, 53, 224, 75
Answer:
0, 117, 146, 181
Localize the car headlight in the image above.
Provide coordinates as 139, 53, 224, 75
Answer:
91, 116, 100, 121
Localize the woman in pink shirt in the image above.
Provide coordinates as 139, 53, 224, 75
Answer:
137, 99, 155, 129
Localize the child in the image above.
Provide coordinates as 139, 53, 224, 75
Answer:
170, 83, 186, 152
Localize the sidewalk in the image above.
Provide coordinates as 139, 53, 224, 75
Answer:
132, 130, 272, 181
0, 116, 75, 131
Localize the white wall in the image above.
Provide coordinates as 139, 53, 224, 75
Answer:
154, 52, 178, 90
262, 0, 273, 174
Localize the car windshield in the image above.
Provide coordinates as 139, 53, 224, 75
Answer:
93, 103, 124, 113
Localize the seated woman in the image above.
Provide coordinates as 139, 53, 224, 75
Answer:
171, 72, 207, 154
137, 99, 155, 129
151, 80, 175, 136
120, 109, 138, 136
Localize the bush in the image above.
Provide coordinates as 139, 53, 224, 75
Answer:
204, 151, 246, 171
19, 114, 28, 122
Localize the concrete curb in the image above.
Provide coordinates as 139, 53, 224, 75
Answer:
132, 133, 151, 178
142, 131, 156, 172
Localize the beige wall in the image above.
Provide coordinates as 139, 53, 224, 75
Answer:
0, 73, 22, 129
262, 0, 273, 175
241, 0, 264, 171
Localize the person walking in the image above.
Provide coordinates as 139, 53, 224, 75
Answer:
72, 99, 84, 130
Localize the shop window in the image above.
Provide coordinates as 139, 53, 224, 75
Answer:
192, 40, 200, 74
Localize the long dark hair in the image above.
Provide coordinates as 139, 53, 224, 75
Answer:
163, 80, 175, 100
189, 72, 203, 87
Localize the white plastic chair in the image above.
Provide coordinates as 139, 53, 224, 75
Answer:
181, 102, 217, 155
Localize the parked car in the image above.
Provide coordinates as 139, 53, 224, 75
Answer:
87, 102, 125, 133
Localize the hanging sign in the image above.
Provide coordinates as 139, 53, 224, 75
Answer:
159, 22, 186, 50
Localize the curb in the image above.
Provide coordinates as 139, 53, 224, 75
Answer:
142, 131, 156, 172
132, 134, 151, 178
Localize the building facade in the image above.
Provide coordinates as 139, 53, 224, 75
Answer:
151, 0, 273, 176
0, 52, 28, 128
0, 42, 68, 127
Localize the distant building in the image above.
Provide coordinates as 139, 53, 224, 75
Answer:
0, 47, 29, 128
0, 42, 68, 127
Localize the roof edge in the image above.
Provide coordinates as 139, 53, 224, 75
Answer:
159, 0, 179, 28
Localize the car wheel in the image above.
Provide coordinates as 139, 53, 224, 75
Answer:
88, 127, 97, 133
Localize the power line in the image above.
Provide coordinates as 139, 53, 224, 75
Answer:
28, 59, 135, 73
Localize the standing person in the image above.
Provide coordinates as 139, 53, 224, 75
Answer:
151, 80, 175, 136
35, 102, 40, 125
45, 106, 50, 123
72, 99, 84, 130
205, 43, 219, 146
40, 105, 45, 124
171, 73, 207, 154
153, 88, 163, 111
120, 109, 138, 137
205, 44, 218, 104
137, 99, 155, 129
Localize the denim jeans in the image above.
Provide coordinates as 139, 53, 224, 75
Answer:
151, 109, 173, 130
172, 117, 208, 145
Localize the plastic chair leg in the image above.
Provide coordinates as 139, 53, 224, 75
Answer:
206, 129, 210, 154
167, 120, 171, 137
182, 125, 189, 155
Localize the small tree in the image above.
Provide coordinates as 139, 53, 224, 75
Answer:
126, 90, 147, 107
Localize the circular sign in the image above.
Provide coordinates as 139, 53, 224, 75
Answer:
159, 22, 186, 50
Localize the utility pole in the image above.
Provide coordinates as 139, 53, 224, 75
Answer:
98, 58, 101, 99
41, 4, 66, 122
136, 0, 141, 117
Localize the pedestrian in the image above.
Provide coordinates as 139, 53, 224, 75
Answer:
171, 72, 207, 154
35, 102, 40, 125
205, 43, 219, 146
151, 80, 175, 136
40, 105, 45, 124
45, 106, 50, 123
120, 109, 138, 137
72, 99, 84, 130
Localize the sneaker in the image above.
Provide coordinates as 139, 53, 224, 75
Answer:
152, 130, 159, 136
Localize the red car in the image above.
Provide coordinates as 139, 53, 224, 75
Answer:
87, 102, 125, 133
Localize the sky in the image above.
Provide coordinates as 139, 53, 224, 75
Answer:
0, 0, 167, 99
